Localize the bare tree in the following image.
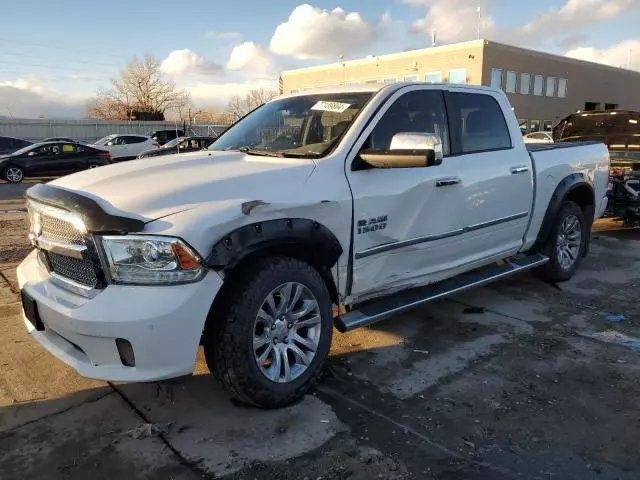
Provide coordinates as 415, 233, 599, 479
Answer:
226, 88, 277, 121
86, 55, 191, 121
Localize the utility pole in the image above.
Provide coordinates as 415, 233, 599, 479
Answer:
477, 6, 482, 40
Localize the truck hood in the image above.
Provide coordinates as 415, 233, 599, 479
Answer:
49, 150, 317, 221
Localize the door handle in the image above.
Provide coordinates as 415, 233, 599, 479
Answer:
510, 166, 529, 174
435, 176, 462, 187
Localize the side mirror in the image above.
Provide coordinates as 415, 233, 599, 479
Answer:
359, 132, 444, 169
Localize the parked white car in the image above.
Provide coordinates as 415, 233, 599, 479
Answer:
523, 131, 554, 144
91, 134, 159, 160
18, 83, 609, 409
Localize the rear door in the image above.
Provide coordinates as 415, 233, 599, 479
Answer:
54, 143, 85, 174
122, 135, 150, 156
444, 89, 533, 264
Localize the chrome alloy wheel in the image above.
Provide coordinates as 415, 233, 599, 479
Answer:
556, 214, 582, 270
253, 282, 322, 383
5, 167, 23, 183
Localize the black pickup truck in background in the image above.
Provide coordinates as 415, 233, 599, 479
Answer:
553, 110, 640, 225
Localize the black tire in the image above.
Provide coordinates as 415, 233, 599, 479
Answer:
203, 256, 333, 408
535, 201, 587, 282
2, 165, 24, 183
87, 162, 101, 169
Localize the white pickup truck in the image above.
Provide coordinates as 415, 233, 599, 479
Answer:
18, 83, 609, 408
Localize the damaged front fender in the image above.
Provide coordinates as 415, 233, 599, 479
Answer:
206, 218, 343, 271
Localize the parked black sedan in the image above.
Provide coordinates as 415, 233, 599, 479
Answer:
137, 136, 215, 158
0, 141, 111, 183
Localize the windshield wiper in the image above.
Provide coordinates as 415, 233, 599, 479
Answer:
238, 146, 283, 157
280, 151, 322, 158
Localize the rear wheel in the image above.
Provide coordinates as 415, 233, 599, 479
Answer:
535, 201, 586, 282
2, 165, 23, 183
204, 257, 333, 408
87, 163, 100, 169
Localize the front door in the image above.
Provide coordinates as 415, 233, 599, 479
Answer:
346, 86, 467, 300
23, 144, 64, 176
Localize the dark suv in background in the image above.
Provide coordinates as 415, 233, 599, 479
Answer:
148, 129, 184, 146
0, 136, 32, 155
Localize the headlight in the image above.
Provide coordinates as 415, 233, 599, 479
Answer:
100, 235, 206, 285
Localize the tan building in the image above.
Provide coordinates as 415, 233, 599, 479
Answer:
281, 39, 640, 133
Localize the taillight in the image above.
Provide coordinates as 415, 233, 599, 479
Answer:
99, 151, 111, 159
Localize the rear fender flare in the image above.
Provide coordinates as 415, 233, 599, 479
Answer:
533, 173, 595, 255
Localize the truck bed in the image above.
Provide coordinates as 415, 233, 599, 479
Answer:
526, 140, 603, 152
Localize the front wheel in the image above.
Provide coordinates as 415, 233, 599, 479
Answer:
204, 257, 333, 408
535, 200, 587, 282
3, 165, 24, 183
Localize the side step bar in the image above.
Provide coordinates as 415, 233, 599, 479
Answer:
335, 253, 549, 332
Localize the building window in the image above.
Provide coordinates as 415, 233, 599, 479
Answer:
557, 78, 567, 98
403, 74, 419, 82
425, 71, 442, 83
546, 77, 556, 97
520, 73, 531, 95
364, 79, 378, 84
533, 75, 544, 96
584, 102, 600, 111
518, 119, 529, 134
530, 119, 541, 132
605, 103, 618, 110
290, 89, 299, 94
383, 77, 397, 84
490, 68, 502, 89
448, 68, 467, 84
543, 120, 554, 131
505, 71, 517, 93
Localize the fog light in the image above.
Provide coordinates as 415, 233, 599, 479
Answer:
116, 338, 136, 367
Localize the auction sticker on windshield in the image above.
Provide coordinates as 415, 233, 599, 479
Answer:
311, 101, 351, 113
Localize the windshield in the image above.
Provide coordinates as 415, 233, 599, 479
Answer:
162, 137, 184, 148
94, 135, 116, 145
11, 143, 40, 156
209, 92, 374, 157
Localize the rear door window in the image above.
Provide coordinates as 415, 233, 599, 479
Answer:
446, 92, 512, 154
123, 135, 147, 144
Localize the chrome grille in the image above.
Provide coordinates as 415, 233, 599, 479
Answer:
47, 252, 98, 287
28, 201, 104, 291
39, 213, 85, 245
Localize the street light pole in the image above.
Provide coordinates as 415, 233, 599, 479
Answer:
477, 6, 482, 40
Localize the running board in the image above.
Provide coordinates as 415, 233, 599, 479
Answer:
335, 254, 549, 332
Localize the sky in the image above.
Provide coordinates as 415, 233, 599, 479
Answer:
1, 0, 639, 118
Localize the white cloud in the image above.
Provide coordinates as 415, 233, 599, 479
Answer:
188, 79, 277, 110
160, 49, 223, 76
205, 30, 242, 41
522, 0, 633, 38
0, 76, 87, 118
269, 4, 376, 59
226, 42, 272, 73
407, 0, 494, 44
565, 39, 640, 71
406, 0, 636, 48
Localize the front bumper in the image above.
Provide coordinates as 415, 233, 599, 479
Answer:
17, 250, 223, 382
